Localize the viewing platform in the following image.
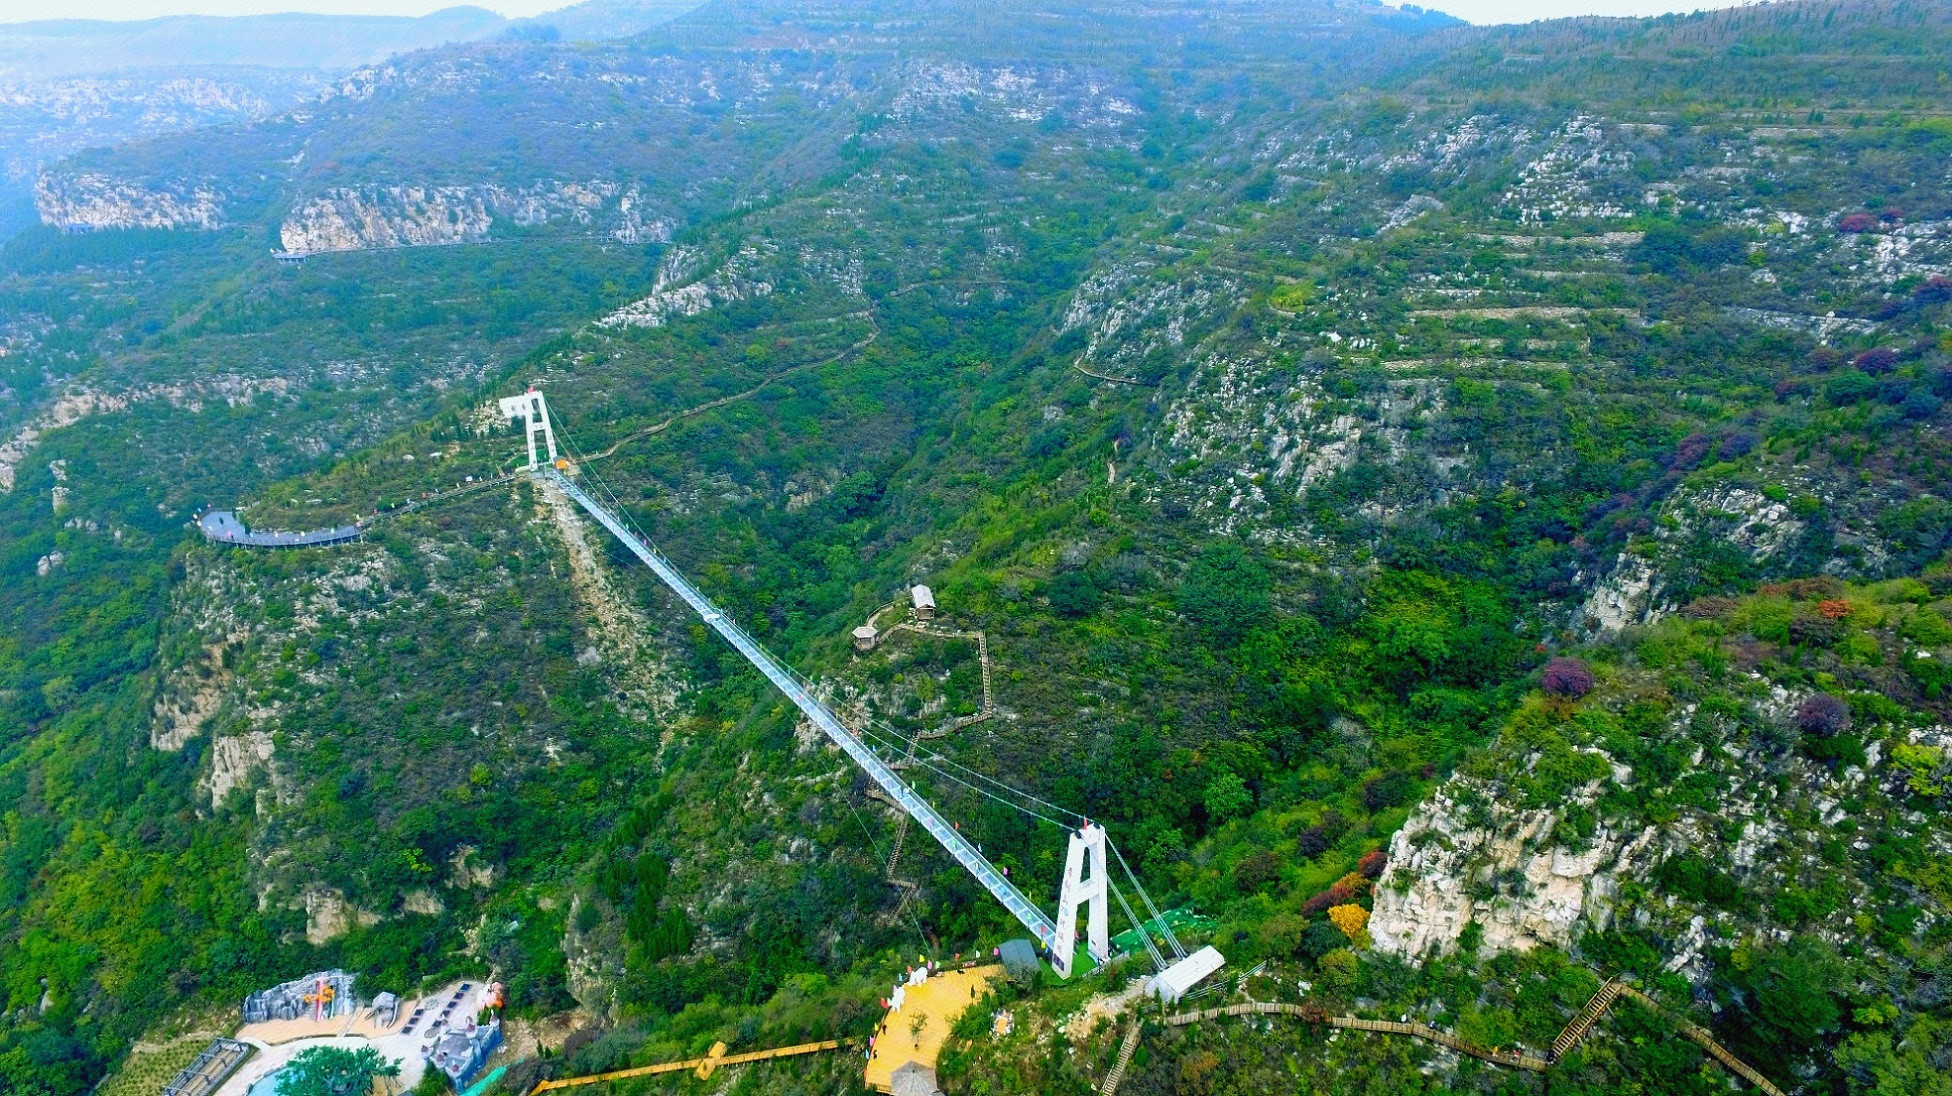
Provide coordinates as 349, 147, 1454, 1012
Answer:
198, 510, 362, 548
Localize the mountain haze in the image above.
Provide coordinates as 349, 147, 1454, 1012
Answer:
0, 9, 511, 81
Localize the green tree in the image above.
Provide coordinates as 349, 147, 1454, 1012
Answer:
1202, 770, 1252, 823
1835, 1017, 1952, 1096
1178, 544, 1270, 645
1045, 571, 1102, 617
277, 1047, 400, 1096
1724, 936, 1846, 1059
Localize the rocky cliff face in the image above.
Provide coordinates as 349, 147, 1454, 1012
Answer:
596, 242, 776, 329
0, 377, 292, 492
1578, 484, 1811, 632
33, 171, 224, 230
280, 185, 491, 252
1369, 762, 1653, 959
278, 180, 673, 253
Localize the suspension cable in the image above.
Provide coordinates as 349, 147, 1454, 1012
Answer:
1110, 841, 1187, 960
549, 409, 1181, 960
1108, 880, 1168, 974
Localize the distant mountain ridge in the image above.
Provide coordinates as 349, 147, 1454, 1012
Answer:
523, 0, 712, 40
0, 8, 510, 80
0, 0, 711, 239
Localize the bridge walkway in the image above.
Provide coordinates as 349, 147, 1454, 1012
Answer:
196, 473, 520, 549
545, 470, 1063, 954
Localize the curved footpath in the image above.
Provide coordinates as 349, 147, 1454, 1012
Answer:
195, 472, 521, 550
198, 510, 363, 548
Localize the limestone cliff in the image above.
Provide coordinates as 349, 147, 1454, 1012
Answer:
1369, 763, 1655, 959
596, 242, 776, 329
278, 180, 673, 254
0, 377, 292, 492
34, 171, 224, 230
280, 185, 491, 253
1577, 484, 1809, 633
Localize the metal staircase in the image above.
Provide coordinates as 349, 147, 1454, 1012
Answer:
1550, 977, 1624, 1060
1099, 1015, 1144, 1096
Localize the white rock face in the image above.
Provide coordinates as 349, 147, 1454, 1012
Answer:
1578, 483, 1808, 632
1369, 771, 1655, 959
1503, 115, 1637, 224
0, 377, 291, 493
281, 185, 492, 253
303, 887, 379, 946
206, 730, 274, 806
597, 243, 775, 329
35, 172, 223, 230
279, 180, 674, 254
1579, 553, 1659, 632
151, 642, 232, 751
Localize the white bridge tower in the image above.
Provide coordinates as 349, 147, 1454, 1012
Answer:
1050, 823, 1109, 979
499, 388, 559, 470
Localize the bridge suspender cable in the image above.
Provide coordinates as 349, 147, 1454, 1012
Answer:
495, 389, 1219, 981
198, 388, 1211, 986
541, 466, 1070, 957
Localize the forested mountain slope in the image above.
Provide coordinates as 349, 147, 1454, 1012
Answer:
0, 2, 706, 242
3, 1, 1952, 1094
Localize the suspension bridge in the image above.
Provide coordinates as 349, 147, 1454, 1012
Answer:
201, 388, 1223, 996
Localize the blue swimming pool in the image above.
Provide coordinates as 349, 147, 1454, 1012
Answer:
245, 1069, 286, 1096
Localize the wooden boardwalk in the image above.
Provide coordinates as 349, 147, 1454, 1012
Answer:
1098, 1015, 1145, 1096
1164, 1003, 1548, 1071
1159, 979, 1783, 1095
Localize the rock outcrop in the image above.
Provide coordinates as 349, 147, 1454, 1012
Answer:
34, 171, 224, 230
596, 242, 775, 329
280, 185, 491, 252
1368, 766, 1655, 959
151, 642, 233, 751
0, 377, 291, 492
205, 730, 274, 807
278, 180, 673, 253
561, 896, 623, 1022
1577, 483, 1811, 633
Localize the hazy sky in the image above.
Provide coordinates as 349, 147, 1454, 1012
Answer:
0, 0, 1763, 27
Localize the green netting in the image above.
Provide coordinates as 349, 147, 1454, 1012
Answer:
1110, 908, 1215, 955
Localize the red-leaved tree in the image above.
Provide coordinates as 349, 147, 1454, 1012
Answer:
1541, 657, 1595, 698
1795, 693, 1852, 737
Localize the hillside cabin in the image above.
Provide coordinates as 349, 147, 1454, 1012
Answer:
911, 585, 936, 619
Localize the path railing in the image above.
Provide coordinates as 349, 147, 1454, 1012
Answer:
1158, 980, 1784, 1094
